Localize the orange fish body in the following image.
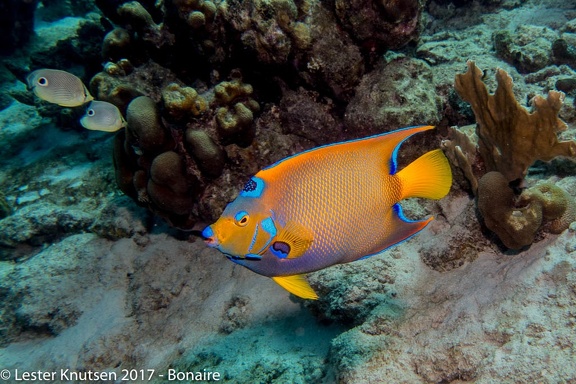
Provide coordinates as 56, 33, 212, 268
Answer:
203, 126, 452, 299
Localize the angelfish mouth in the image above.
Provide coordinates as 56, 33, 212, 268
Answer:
201, 226, 218, 248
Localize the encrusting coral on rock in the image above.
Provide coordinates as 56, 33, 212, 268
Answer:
335, 0, 422, 52
162, 83, 207, 122
117, 1, 175, 48
98, 59, 267, 228
221, 0, 300, 64
214, 74, 260, 147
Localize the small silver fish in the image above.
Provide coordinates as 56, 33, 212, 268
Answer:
80, 101, 127, 132
27, 69, 93, 107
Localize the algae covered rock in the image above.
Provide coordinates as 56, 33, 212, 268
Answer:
303, 4, 364, 102
221, 0, 299, 64
306, 258, 394, 325
90, 196, 150, 242
345, 56, 441, 134
493, 25, 556, 73
279, 86, 342, 145
0, 203, 95, 260
335, 0, 422, 51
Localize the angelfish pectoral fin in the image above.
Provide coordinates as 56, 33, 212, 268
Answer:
272, 275, 319, 300
274, 221, 314, 259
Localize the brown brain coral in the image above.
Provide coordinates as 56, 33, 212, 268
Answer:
477, 172, 543, 249
477, 172, 576, 249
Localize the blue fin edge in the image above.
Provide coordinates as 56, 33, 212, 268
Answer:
357, 203, 431, 261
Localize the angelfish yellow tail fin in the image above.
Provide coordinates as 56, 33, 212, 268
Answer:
272, 275, 319, 300
397, 149, 452, 200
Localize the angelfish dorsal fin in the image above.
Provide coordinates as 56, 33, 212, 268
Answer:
275, 221, 314, 259
272, 275, 318, 300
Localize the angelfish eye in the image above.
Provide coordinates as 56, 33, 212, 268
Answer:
234, 211, 249, 227
38, 77, 48, 86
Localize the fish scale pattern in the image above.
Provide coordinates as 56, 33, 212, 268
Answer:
268, 147, 402, 268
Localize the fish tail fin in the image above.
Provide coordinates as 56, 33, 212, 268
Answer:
272, 275, 319, 300
397, 148, 452, 200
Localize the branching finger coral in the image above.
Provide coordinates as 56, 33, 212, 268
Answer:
455, 60, 576, 183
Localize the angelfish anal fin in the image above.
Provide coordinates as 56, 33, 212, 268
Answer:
275, 221, 314, 259
272, 275, 319, 300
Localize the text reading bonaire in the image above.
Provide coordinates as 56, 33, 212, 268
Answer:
9, 368, 221, 381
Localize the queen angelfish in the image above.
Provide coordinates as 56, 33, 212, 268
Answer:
202, 125, 452, 299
